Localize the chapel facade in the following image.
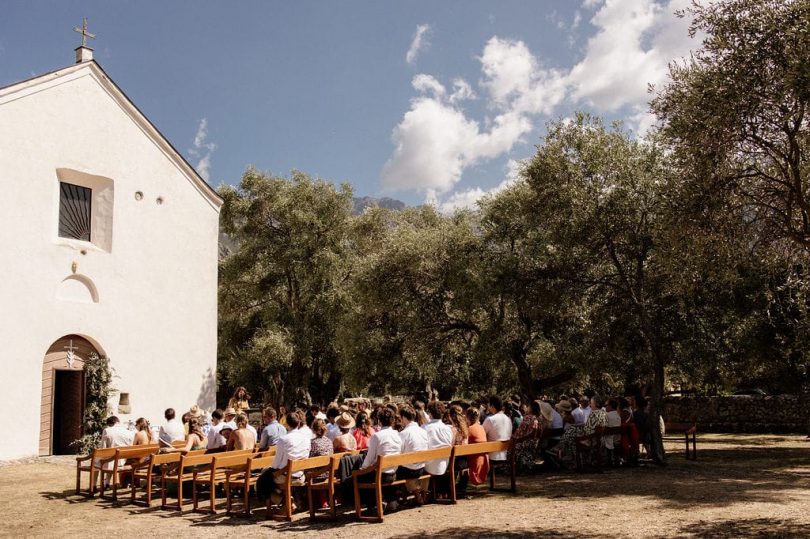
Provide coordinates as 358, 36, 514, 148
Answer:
0, 44, 222, 459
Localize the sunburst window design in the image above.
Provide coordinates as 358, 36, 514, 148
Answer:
58, 182, 92, 241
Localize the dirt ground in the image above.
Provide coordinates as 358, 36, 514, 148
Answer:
1, 434, 809, 538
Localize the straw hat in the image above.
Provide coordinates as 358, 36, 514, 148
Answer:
556, 400, 572, 413
223, 407, 237, 417
336, 412, 356, 430
187, 404, 204, 419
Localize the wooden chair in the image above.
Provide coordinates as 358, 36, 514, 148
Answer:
575, 426, 607, 472
224, 453, 276, 517
190, 449, 254, 513
352, 446, 453, 523
130, 451, 181, 507
160, 451, 218, 512
269, 455, 334, 522
75, 447, 118, 496
664, 422, 698, 460
306, 450, 361, 521
447, 440, 515, 503
98, 444, 160, 501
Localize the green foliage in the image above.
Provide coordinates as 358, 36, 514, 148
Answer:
218, 169, 354, 407
72, 352, 113, 454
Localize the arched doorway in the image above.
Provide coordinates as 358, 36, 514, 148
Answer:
39, 335, 100, 456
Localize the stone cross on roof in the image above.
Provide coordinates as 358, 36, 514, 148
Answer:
73, 17, 96, 48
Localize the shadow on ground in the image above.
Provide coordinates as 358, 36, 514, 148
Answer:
677, 517, 808, 538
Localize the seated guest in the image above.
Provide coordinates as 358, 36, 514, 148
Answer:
260, 406, 286, 450
423, 401, 453, 476
227, 386, 251, 414
397, 405, 428, 479
310, 419, 334, 458
296, 409, 314, 439
464, 407, 489, 485
227, 413, 257, 451
557, 395, 608, 466
206, 409, 227, 451
550, 401, 564, 429
360, 407, 402, 476
102, 416, 134, 448
414, 401, 429, 426
256, 412, 312, 507
556, 400, 576, 431
132, 418, 154, 446
168, 417, 206, 453
604, 398, 622, 455
618, 397, 640, 465
158, 408, 185, 447
325, 406, 341, 441
445, 404, 469, 446
482, 395, 513, 461
221, 407, 238, 430
512, 400, 542, 472
333, 412, 358, 452
572, 396, 592, 425
353, 412, 374, 450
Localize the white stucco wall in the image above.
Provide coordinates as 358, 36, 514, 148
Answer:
0, 62, 221, 460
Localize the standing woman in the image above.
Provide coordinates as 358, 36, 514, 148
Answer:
228, 387, 251, 414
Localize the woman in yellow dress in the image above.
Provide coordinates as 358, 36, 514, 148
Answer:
227, 386, 251, 413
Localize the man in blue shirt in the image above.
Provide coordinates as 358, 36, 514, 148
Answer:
259, 406, 288, 450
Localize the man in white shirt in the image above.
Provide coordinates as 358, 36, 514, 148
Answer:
604, 398, 622, 453
422, 401, 453, 476
256, 412, 311, 503
221, 407, 238, 431
206, 409, 227, 451
572, 396, 591, 425
158, 408, 185, 448
358, 407, 402, 512
482, 395, 513, 461
396, 405, 428, 480
361, 408, 402, 475
101, 416, 134, 448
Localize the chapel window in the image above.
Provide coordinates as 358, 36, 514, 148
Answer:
58, 182, 92, 242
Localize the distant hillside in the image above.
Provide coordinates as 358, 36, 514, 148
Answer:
352, 196, 406, 214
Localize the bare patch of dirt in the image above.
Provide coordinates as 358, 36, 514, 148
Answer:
1, 434, 808, 538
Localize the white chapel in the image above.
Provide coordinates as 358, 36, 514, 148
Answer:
0, 38, 222, 459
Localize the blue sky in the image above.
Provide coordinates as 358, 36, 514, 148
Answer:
1, 1, 697, 209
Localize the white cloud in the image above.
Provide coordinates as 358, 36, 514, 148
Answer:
406, 24, 431, 65
189, 118, 217, 182
383, 0, 697, 202
438, 159, 524, 213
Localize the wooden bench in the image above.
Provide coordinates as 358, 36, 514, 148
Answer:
160, 450, 219, 512
306, 450, 361, 521
664, 422, 697, 460
352, 446, 453, 523
129, 448, 207, 506
189, 449, 256, 513
224, 453, 276, 517
575, 426, 607, 472
98, 445, 161, 501
447, 440, 516, 503
75, 444, 159, 496
269, 455, 334, 522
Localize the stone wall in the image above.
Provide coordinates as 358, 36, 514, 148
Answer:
662, 395, 810, 433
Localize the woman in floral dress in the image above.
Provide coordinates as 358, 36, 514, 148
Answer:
557, 395, 608, 466
512, 400, 544, 472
